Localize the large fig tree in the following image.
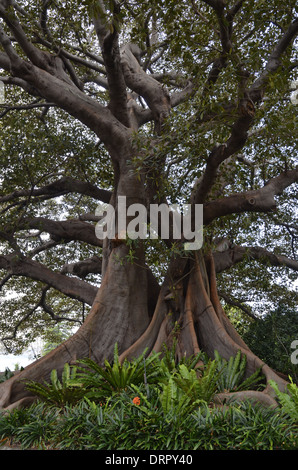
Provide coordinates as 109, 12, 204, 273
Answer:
0, 0, 297, 410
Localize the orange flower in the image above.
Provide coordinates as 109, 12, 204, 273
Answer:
132, 396, 141, 405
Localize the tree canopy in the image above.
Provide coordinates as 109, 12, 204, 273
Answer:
0, 0, 297, 409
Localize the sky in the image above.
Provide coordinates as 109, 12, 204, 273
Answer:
0, 339, 42, 372
0, 351, 33, 371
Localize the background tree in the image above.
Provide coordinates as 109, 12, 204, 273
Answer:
0, 0, 297, 410
243, 302, 298, 383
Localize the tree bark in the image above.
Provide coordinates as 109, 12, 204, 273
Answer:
0, 246, 287, 410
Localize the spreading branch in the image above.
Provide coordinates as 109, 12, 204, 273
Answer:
0, 176, 112, 205
203, 168, 298, 224
93, 0, 130, 127
11, 217, 103, 248
0, 254, 97, 305
192, 16, 298, 203
213, 244, 298, 273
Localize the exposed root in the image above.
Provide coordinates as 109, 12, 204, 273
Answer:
0, 250, 289, 411
119, 255, 189, 362
214, 390, 278, 408
2, 397, 37, 414
120, 250, 288, 408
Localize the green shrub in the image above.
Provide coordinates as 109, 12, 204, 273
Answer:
2, 346, 295, 450
191, 400, 298, 450
1, 388, 297, 450
0, 368, 14, 383
173, 360, 220, 404
14, 403, 59, 449
214, 349, 263, 392
270, 377, 298, 422
75, 344, 160, 401
24, 363, 87, 407
0, 405, 30, 446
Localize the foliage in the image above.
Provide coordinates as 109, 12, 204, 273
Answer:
0, 395, 297, 450
214, 349, 264, 392
0, 0, 297, 355
270, 377, 298, 422
22, 346, 265, 408
189, 400, 297, 451
75, 343, 220, 405
42, 325, 73, 356
24, 363, 86, 407
173, 361, 219, 404
243, 303, 298, 382
75, 344, 161, 401
0, 368, 14, 383
1, 346, 298, 450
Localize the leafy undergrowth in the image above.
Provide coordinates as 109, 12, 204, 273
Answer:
0, 345, 297, 450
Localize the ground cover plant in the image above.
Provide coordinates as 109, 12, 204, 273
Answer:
0, 0, 297, 413
0, 347, 297, 450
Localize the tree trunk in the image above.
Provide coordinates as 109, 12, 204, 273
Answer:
0, 243, 287, 411
0, 1, 296, 412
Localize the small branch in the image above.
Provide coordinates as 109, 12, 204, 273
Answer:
0, 273, 12, 290
39, 287, 83, 324
33, 34, 106, 75
218, 290, 257, 320
0, 76, 39, 97
1, 284, 82, 345
16, 217, 103, 248
0, 100, 57, 118
1, 302, 41, 343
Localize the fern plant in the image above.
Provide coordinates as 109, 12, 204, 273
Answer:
160, 377, 192, 416
214, 350, 263, 392
149, 341, 207, 385
269, 377, 298, 422
174, 360, 220, 404
24, 363, 86, 406
76, 344, 159, 400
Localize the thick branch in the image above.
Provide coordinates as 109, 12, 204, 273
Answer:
0, 5, 130, 156
102, 30, 129, 126
17, 217, 102, 247
120, 43, 171, 132
249, 18, 298, 102
93, 1, 129, 126
61, 255, 102, 279
213, 244, 298, 273
0, 2, 49, 70
194, 111, 255, 203
0, 254, 97, 305
0, 75, 40, 97
0, 176, 112, 205
203, 168, 298, 224
193, 18, 298, 203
